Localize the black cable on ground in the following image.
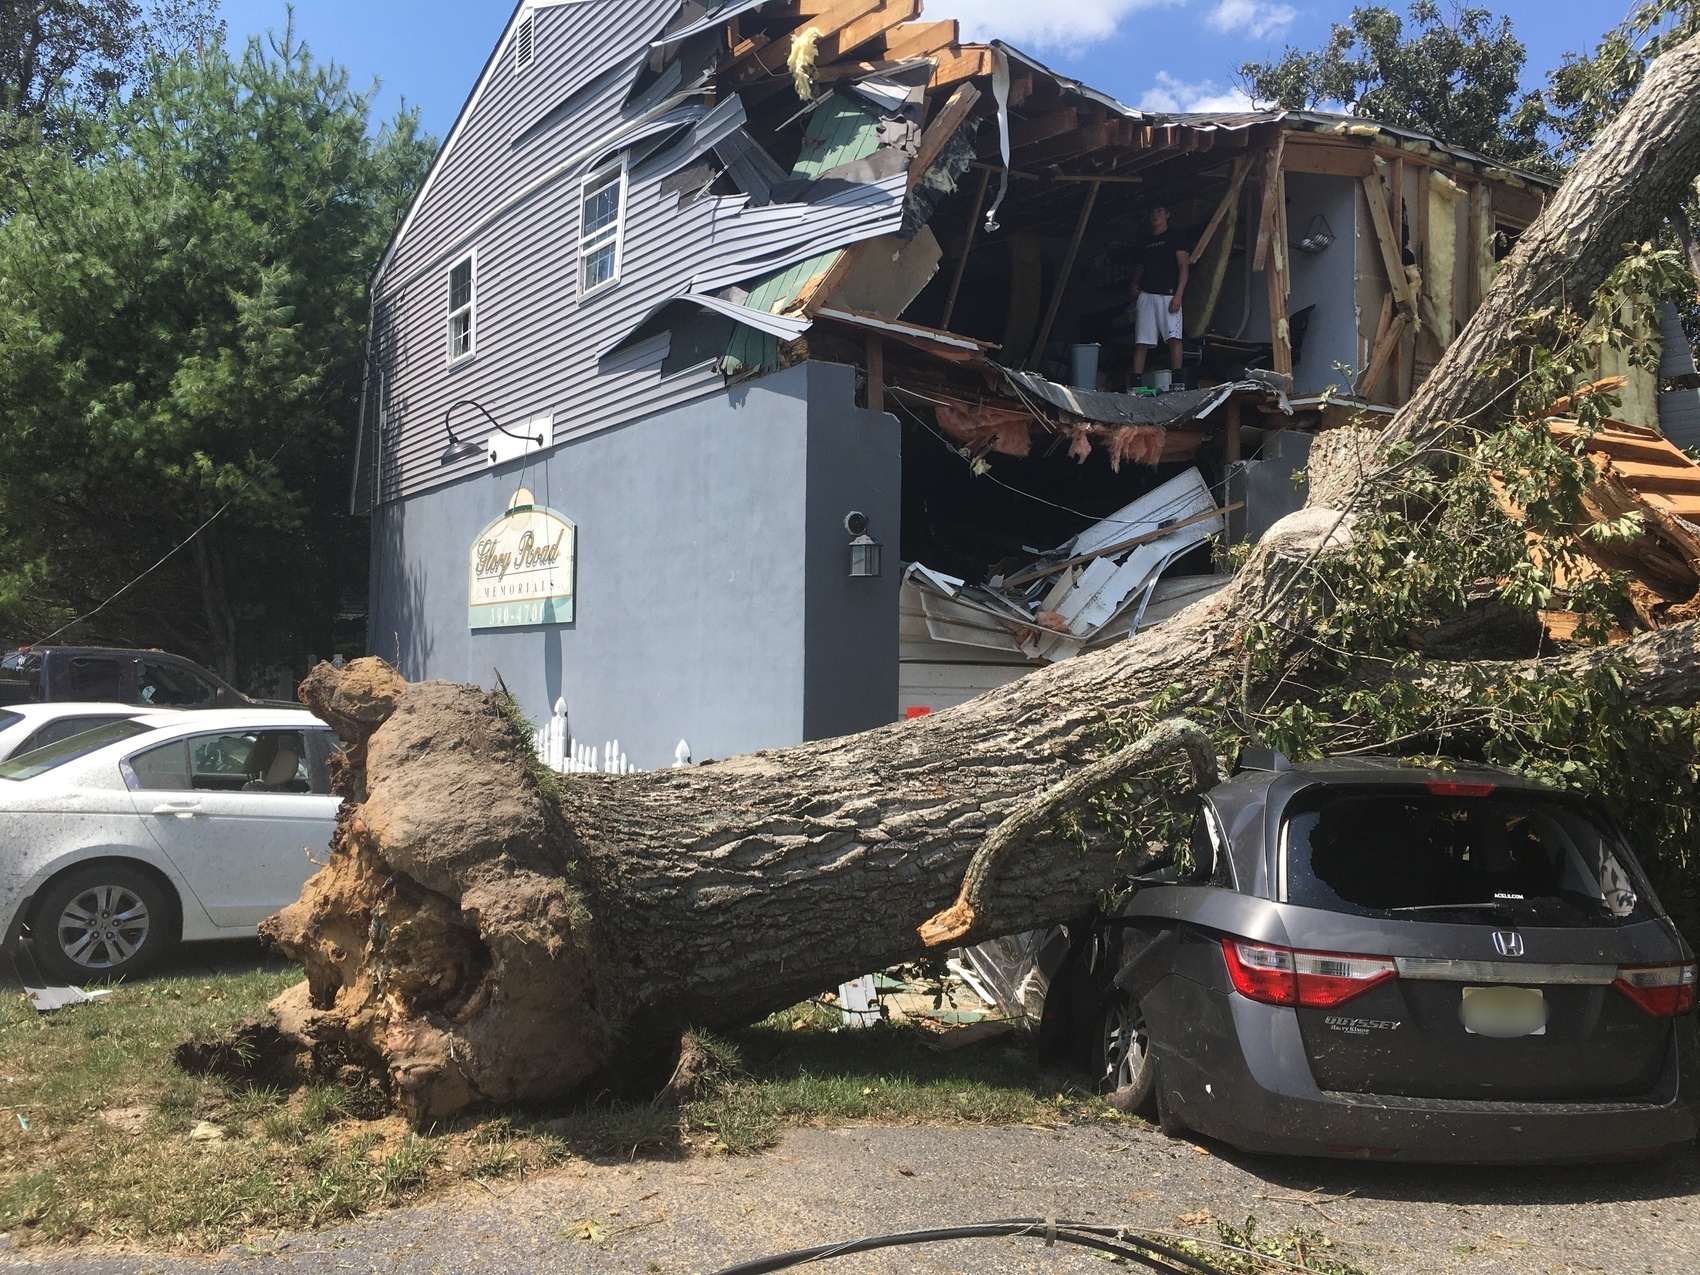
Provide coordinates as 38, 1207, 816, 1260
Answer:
710, 1218, 1225, 1275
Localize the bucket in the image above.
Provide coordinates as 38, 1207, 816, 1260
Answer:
1145, 368, 1173, 392
1070, 344, 1101, 391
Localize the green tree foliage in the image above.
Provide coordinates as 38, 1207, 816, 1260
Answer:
0, 0, 221, 140
0, 30, 435, 683
1240, 1, 1550, 166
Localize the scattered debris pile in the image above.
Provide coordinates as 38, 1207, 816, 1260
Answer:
906, 466, 1232, 662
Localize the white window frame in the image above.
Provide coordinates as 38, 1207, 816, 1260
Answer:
577, 155, 629, 299
514, 9, 536, 73
446, 251, 477, 365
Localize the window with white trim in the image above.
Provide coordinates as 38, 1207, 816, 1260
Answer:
514, 11, 535, 72
578, 158, 627, 296
447, 255, 475, 362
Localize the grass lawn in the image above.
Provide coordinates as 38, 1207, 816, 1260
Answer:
0, 969, 1112, 1252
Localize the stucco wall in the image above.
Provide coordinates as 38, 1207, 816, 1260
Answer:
368, 362, 899, 770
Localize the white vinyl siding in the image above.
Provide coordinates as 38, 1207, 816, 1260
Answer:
578, 158, 627, 297
447, 255, 475, 362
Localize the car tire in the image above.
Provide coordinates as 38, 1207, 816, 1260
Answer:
30, 865, 173, 984
1092, 993, 1156, 1116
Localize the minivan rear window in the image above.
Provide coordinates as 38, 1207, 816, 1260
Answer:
1281, 786, 1654, 928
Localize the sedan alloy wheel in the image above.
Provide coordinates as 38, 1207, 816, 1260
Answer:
31, 865, 172, 983
58, 884, 150, 970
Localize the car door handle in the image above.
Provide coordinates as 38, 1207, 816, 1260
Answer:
152, 802, 203, 818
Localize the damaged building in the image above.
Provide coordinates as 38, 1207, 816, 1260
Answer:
355, 0, 1694, 766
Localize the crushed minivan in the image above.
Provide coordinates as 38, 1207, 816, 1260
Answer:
1044, 752, 1698, 1163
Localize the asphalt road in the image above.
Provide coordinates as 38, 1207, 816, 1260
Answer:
1, 1120, 1696, 1274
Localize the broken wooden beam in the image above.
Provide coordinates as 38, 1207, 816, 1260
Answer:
907, 81, 981, 191
1356, 304, 1409, 402
1364, 162, 1418, 318
930, 45, 993, 89
1191, 152, 1254, 262
1251, 136, 1285, 273
876, 17, 958, 61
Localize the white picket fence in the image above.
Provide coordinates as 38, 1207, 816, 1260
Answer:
533, 698, 691, 776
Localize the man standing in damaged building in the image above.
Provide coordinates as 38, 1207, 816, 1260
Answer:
1129, 205, 1190, 390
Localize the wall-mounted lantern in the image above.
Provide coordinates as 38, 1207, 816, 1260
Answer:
846, 511, 882, 579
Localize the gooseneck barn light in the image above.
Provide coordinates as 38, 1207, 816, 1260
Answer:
845, 511, 882, 579
440, 399, 545, 466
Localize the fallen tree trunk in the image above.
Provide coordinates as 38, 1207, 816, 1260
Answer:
246, 32, 1700, 1126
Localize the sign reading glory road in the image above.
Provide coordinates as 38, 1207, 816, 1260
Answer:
470, 489, 577, 629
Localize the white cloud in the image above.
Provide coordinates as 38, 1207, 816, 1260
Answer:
1205, 0, 1298, 38
1137, 72, 1257, 114
922, 0, 1163, 51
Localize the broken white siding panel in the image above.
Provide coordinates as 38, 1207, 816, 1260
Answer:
918, 592, 1028, 654
899, 582, 1032, 665
1071, 468, 1221, 559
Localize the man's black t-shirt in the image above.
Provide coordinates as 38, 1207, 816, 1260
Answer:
1137, 230, 1183, 296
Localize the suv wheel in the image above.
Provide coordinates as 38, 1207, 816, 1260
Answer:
1093, 993, 1156, 1116
31, 865, 173, 984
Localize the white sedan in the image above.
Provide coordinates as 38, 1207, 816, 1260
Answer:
0, 708, 340, 982
0, 702, 181, 762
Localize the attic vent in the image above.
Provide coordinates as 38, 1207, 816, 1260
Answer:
515, 12, 536, 71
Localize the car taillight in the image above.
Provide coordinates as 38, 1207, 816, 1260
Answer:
1221, 939, 1398, 1009
1614, 964, 1697, 1017
1425, 780, 1495, 797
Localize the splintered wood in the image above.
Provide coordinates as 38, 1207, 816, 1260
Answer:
1511, 414, 1700, 635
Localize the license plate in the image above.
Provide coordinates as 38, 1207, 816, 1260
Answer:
1461, 986, 1548, 1038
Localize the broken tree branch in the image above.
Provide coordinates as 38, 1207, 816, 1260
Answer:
918, 718, 1220, 948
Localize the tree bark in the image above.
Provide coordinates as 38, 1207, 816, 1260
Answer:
239, 31, 1700, 1127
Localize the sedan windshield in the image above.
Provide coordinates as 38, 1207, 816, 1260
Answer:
1282, 786, 1654, 928
0, 719, 155, 781
0, 709, 20, 732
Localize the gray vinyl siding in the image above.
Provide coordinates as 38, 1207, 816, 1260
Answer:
363, 0, 913, 510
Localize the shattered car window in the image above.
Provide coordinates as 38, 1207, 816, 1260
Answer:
1281, 787, 1654, 928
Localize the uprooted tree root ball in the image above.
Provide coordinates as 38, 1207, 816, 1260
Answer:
234, 661, 617, 1127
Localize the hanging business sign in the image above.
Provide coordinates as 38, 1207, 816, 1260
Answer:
469, 489, 577, 629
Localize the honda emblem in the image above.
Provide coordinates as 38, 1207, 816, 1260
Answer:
1493, 931, 1526, 958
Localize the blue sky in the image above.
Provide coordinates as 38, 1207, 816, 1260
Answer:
217, 0, 1637, 138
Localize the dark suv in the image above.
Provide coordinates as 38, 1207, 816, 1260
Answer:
1045, 753, 1697, 1163
0, 647, 258, 710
